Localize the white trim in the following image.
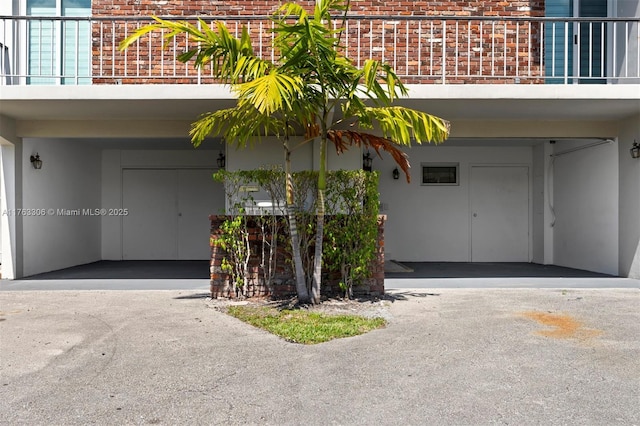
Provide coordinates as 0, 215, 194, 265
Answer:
573, 0, 579, 80
3, 83, 639, 102
607, 0, 617, 80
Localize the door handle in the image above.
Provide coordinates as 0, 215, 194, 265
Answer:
473, 213, 477, 217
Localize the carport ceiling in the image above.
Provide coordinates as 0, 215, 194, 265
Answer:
78, 137, 223, 150
2, 97, 638, 122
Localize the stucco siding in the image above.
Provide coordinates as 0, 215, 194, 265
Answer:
618, 113, 640, 278
552, 138, 619, 275
22, 138, 102, 276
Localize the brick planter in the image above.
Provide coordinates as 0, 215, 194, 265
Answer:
209, 215, 386, 299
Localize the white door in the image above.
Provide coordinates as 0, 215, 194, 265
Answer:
470, 166, 529, 262
177, 169, 225, 260
122, 169, 223, 260
123, 169, 178, 260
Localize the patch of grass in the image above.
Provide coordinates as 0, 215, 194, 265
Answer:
226, 305, 386, 344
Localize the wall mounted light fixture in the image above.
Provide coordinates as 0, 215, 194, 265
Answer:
362, 151, 373, 172
392, 167, 399, 180
217, 151, 226, 169
30, 153, 43, 170
631, 140, 640, 159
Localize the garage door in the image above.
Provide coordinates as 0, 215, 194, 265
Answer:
122, 169, 224, 260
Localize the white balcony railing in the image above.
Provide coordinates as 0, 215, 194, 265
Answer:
1, 15, 639, 85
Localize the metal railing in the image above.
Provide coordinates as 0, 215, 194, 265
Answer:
1, 15, 639, 85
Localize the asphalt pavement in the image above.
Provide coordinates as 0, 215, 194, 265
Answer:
1, 287, 639, 425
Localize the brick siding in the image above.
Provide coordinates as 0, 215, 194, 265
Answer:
92, 1, 543, 18
92, 1, 545, 84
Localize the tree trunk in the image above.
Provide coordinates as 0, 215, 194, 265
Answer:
284, 143, 310, 304
288, 207, 309, 303
311, 137, 327, 304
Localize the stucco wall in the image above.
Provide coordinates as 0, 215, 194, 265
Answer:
227, 136, 360, 174
552, 138, 619, 275
222, 137, 505, 265
225, 136, 360, 212
377, 143, 533, 262
101, 147, 222, 260
227, 137, 313, 173
0, 144, 19, 279
618, 114, 640, 278
531, 142, 546, 264
22, 138, 102, 276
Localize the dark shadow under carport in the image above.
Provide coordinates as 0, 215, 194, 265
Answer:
21, 260, 616, 281
384, 262, 638, 289
384, 262, 616, 279
20, 260, 210, 280
3, 260, 635, 291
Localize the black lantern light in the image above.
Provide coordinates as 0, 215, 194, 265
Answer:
217, 151, 226, 169
362, 151, 373, 172
631, 140, 640, 159
30, 153, 43, 170
392, 167, 400, 180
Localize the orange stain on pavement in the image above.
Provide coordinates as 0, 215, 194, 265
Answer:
521, 311, 602, 340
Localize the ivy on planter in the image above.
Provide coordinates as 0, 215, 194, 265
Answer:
213, 169, 379, 299
323, 170, 379, 298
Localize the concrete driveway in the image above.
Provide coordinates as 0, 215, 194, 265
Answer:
1, 287, 639, 425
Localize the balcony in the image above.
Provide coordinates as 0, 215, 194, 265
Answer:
0, 15, 639, 85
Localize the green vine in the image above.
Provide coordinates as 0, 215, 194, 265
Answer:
323, 171, 379, 298
213, 168, 285, 297
213, 169, 379, 299
214, 213, 250, 297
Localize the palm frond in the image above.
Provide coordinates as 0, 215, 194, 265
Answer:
276, 2, 309, 20
119, 17, 270, 84
358, 106, 451, 145
234, 72, 304, 115
327, 130, 413, 182
190, 103, 285, 148
118, 21, 165, 51
120, 4, 450, 186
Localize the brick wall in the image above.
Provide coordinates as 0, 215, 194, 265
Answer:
209, 214, 386, 299
92, 0, 314, 16
349, 1, 544, 16
92, 1, 543, 18
92, 0, 546, 84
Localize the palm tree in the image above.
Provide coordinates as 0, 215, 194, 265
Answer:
121, 18, 313, 302
120, 0, 450, 304
271, 1, 450, 302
